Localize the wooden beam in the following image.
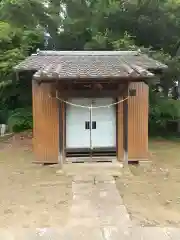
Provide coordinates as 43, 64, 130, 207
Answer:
33, 76, 153, 83
58, 89, 126, 98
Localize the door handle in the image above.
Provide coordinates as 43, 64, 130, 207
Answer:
92, 121, 96, 129
85, 121, 90, 130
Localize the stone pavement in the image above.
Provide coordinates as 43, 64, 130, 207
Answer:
1, 174, 180, 239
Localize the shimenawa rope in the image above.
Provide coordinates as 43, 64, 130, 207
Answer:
48, 91, 129, 109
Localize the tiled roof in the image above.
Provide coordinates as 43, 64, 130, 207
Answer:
14, 51, 167, 80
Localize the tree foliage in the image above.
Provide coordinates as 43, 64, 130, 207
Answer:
0, 0, 180, 134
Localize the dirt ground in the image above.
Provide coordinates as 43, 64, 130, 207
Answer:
116, 139, 180, 227
0, 133, 72, 229
1, 134, 180, 229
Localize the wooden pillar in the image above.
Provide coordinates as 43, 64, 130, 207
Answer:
128, 82, 149, 160
117, 96, 123, 161
123, 84, 129, 165
117, 82, 149, 162
58, 100, 64, 166
32, 80, 59, 164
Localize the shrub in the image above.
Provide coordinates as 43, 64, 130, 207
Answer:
149, 98, 180, 136
7, 107, 33, 132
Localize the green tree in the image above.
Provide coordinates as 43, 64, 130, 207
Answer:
1, 0, 180, 134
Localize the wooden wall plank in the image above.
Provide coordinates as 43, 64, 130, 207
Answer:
32, 81, 59, 163
117, 82, 149, 161
128, 82, 149, 160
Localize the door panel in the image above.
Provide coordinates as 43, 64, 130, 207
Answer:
66, 98, 90, 148
91, 98, 116, 148
66, 98, 116, 150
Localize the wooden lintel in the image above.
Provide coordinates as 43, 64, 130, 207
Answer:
32, 76, 151, 83
57, 89, 126, 98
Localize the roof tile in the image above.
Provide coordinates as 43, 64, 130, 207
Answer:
14, 51, 167, 79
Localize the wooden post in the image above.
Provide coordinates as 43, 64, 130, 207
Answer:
123, 84, 129, 166
58, 97, 64, 167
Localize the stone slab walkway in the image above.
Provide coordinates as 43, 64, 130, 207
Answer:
68, 174, 132, 239
1, 174, 180, 239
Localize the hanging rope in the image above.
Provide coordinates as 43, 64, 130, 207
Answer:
48, 91, 129, 109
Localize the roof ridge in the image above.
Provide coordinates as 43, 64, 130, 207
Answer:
36, 50, 141, 56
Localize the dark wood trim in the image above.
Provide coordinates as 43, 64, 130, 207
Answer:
66, 148, 91, 153
123, 84, 129, 164
58, 83, 128, 98
93, 147, 116, 152
59, 90, 123, 98
66, 147, 116, 153
66, 147, 116, 158
33, 76, 153, 83
57, 82, 129, 98
115, 98, 118, 155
